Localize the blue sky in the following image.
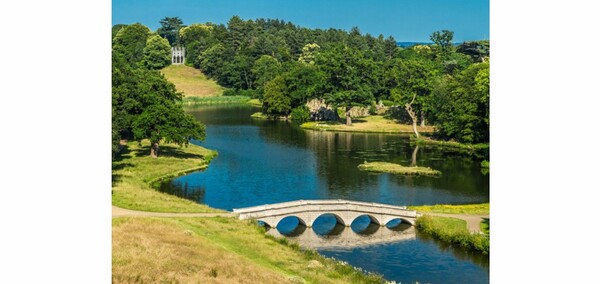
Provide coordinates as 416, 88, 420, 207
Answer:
112, 0, 489, 42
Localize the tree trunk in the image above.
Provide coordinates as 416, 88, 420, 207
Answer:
150, 142, 159, 158
405, 94, 419, 138
411, 145, 419, 167
345, 106, 352, 126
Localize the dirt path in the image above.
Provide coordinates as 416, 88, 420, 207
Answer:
422, 212, 489, 233
113, 207, 488, 233
112, 206, 237, 218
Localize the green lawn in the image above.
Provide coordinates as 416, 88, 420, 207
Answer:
112, 140, 223, 213
409, 203, 490, 215
301, 115, 434, 134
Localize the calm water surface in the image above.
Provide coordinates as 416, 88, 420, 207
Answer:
161, 105, 489, 283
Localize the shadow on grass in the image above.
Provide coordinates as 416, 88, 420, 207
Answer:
481, 218, 490, 235
132, 144, 204, 160
112, 144, 134, 185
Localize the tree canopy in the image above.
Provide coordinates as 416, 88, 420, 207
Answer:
112, 23, 205, 158
112, 17, 490, 146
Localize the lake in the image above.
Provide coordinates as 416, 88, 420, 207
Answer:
160, 105, 489, 283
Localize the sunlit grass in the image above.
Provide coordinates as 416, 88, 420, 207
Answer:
416, 215, 489, 254
160, 65, 223, 97
183, 95, 252, 105
112, 140, 223, 213
113, 217, 384, 283
301, 115, 434, 134
409, 203, 489, 215
358, 161, 441, 176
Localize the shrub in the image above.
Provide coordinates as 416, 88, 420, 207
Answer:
290, 106, 310, 122
368, 104, 377, 115
382, 100, 395, 107
222, 89, 237, 96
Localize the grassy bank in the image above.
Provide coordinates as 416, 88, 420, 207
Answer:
358, 161, 441, 176
112, 140, 223, 213
160, 65, 224, 97
409, 203, 489, 215
182, 95, 254, 106
251, 112, 288, 120
413, 136, 489, 157
416, 215, 489, 254
301, 115, 434, 134
113, 217, 384, 283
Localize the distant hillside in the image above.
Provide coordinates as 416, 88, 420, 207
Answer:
160, 65, 224, 97
396, 42, 430, 48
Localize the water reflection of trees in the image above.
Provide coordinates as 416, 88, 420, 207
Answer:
158, 181, 206, 204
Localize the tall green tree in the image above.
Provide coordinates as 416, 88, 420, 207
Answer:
112, 23, 150, 67
317, 46, 375, 125
252, 55, 282, 98
179, 24, 214, 66
430, 62, 489, 143
157, 17, 184, 46
389, 58, 438, 137
142, 34, 172, 70
132, 102, 205, 158
430, 30, 454, 54
262, 75, 291, 115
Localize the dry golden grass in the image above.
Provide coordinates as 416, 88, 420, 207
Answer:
112, 140, 223, 213
301, 115, 434, 134
113, 217, 384, 283
112, 218, 290, 284
161, 65, 224, 97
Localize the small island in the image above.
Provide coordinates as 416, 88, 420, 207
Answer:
358, 161, 441, 176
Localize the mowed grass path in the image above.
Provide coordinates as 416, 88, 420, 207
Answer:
113, 217, 384, 283
112, 140, 223, 213
161, 65, 223, 97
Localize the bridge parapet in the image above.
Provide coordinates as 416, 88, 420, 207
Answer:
233, 199, 419, 228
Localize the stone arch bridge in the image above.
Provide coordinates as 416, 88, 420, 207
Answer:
233, 199, 419, 228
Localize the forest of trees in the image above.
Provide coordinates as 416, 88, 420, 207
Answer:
112, 16, 490, 153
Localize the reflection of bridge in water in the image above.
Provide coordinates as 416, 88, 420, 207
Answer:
234, 199, 420, 249
267, 225, 417, 249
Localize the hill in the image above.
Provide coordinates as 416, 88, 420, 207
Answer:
160, 65, 224, 97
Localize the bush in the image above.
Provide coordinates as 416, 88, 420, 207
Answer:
382, 100, 395, 107
222, 89, 237, 96
368, 104, 377, 115
290, 106, 310, 122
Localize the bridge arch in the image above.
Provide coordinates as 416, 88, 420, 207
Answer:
234, 199, 419, 229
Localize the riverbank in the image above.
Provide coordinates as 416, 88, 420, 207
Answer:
112, 140, 222, 213
416, 215, 489, 254
112, 139, 384, 283
251, 112, 288, 120
300, 115, 434, 134
413, 136, 489, 157
409, 203, 490, 254
358, 161, 441, 176
183, 95, 254, 106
